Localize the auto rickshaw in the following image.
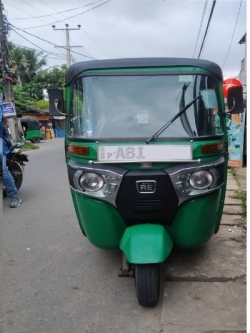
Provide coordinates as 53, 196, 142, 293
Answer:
48, 58, 244, 307
20, 117, 43, 143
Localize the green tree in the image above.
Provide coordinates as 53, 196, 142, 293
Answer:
23, 65, 66, 100
30, 99, 49, 110
13, 85, 32, 113
8, 42, 47, 86
7, 42, 27, 87
21, 48, 47, 84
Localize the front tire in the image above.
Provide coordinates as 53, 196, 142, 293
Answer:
135, 264, 160, 307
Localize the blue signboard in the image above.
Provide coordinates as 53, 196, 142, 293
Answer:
2, 102, 16, 116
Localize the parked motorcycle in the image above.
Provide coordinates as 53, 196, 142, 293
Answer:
1, 142, 29, 195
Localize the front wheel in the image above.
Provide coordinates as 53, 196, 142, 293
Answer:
135, 263, 160, 307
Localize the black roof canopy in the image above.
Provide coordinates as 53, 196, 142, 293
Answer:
65, 57, 223, 85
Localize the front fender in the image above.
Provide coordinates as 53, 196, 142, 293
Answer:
120, 224, 173, 264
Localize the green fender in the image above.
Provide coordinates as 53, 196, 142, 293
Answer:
120, 224, 173, 264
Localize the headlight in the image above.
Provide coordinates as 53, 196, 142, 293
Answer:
79, 172, 104, 192
189, 170, 213, 190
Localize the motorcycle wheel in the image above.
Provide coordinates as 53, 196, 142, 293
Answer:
135, 263, 160, 307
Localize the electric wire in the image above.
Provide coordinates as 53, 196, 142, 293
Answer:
192, 0, 208, 58
9, 2, 97, 20
22, 0, 110, 30
39, 0, 91, 58
11, 28, 70, 59
3, 1, 38, 18
9, 24, 96, 60
4, 0, 67, 58
4, 1, 57, 25
12, 43, 66, 58
197, 0, 217, 59
222, 0, 242, 68
15, 0, 107, 59
6, 0, 99, 59
39, 0, 108, 58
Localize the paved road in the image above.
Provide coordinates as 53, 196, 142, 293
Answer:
1, 139, 246, 333
1, 139, 162, 333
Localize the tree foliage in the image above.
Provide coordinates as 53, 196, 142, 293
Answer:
23, 66, 66, 100
8, 42, 48, 86
13, 85, 32, 113
30, 99, 49, 110
5, 42, 67, 114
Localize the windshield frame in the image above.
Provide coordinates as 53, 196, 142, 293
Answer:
67, 70, 224, 142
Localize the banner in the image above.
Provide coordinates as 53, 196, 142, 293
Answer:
227, 112, 245, 168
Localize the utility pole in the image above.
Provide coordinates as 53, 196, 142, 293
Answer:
0, 0, 19, 141
52, 24, 82, 68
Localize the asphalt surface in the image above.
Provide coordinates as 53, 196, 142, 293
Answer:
1, 139, 163, 333
1, 138, 246, 333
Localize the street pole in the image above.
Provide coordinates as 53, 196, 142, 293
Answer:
0, 0, 18, 141
52, 24, 82, 68
65, 27, 70, 68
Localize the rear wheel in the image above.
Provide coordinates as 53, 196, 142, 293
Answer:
135, 263, 160, 307
31, 137, 40, 143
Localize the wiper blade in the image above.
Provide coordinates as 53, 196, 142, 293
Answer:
145, 95, 201, 144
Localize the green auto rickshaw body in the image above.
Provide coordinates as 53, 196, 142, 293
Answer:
61, 58, 229, 264
20, 117, 43, 143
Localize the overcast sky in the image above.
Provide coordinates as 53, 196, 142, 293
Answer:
3, 0, 247, 78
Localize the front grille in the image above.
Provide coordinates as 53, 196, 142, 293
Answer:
134, 200, 161, 211
116, 169, 179, 226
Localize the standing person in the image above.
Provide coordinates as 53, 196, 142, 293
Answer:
40, 124, 46, 139
0, 108, 22, 208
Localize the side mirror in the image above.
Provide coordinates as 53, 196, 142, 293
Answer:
48, 88, 67, 117
227, 86, 244, 114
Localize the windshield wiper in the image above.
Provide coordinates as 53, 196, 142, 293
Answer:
145, 95, 202, 144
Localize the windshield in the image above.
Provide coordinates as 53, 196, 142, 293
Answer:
69, 74, 222, 139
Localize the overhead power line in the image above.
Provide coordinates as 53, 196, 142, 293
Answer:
10, 28, 67, 59
222, 0, 243, 69
197, 0, 217, 59
9, 24, 95, 60
4, 0, 66, 58
192, 0, 208, 58
22, 0, 110, 30
11, 43, 66, 58
39, 0, 109, 59
39, 0, 109, 58
9, 2, 96, 20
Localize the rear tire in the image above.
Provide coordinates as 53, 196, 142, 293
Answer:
135, 264, 160, 307
31, 137, 40, 143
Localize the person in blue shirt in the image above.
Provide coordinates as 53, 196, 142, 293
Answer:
0, 105, 22, 207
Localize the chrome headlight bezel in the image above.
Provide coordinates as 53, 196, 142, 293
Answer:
70, 164, 127, 207
78, 172, 104, 192
165, 157, 225, 206
189, 170, 214, 190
